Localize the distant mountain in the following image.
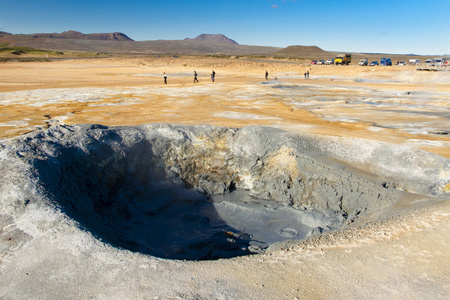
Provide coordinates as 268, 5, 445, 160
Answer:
0, 31, 278, 55
185, 34, 238, 45
0, 31, 12, 37
5, 30, 134, 41
273, 45, 331, 58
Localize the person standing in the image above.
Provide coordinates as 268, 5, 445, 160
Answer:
194, 71, 199, 83
211, 70, 215, 82
265, 70, 268, 80
163, 72, 167, 84
307, 71, 309, 79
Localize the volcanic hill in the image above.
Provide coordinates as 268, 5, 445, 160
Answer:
185, 34, 238, 44
273, 45, 331, 58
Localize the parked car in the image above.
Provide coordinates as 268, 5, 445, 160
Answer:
358, 59, 368, 66
317, 60, 325, 65
326, 59, 334, 65
398, 61, 406, 66
380, 58, 392, 66
369, 61, 379, 66
311, 60, 317, 64
434, 57, 447, 67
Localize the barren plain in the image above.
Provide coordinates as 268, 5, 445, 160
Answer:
0, 56, 449, 299
1, 56, 449, 157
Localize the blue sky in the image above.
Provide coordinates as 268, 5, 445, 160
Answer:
1, 0, 449, 55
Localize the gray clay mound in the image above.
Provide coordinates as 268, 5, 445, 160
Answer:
0, 124, 449, 260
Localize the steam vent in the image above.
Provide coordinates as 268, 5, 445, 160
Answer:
0, 124, 449, 297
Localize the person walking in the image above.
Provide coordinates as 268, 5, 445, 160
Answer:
194, 71, 199, 83
307, 71, 309, 79
265, 70, 268, 80
304, 72, 307, 79
163, 72, 167, 84
211, 70, 215, 82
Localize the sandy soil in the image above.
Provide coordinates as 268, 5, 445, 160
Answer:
0, 57, 449, 298
0, 57, 449, 158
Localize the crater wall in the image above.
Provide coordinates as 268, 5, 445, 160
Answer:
0, 124, 448, 260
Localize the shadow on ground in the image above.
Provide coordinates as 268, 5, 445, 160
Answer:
33, 129, 253, 260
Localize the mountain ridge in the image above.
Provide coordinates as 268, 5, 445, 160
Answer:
0, 31, 279, 55
1, 30, 133, 41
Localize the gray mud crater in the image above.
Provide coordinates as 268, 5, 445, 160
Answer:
1, 124, 448, 260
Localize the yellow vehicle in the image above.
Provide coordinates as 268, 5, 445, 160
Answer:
335, 53, 351, 65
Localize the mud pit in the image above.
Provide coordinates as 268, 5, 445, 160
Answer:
2, 124, 448, 262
